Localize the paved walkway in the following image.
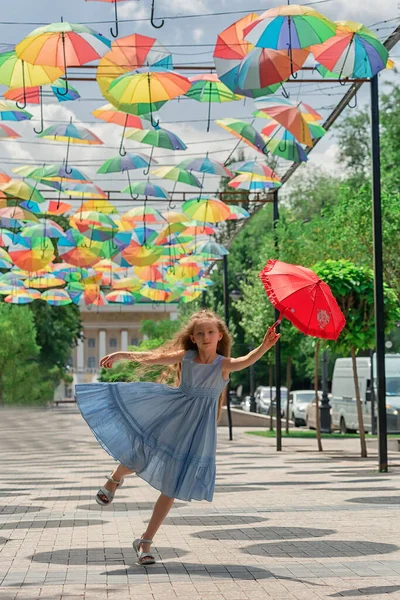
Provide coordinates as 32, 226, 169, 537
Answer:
1, 407, 400, 600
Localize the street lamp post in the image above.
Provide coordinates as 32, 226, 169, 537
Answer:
320, 349, 331, 433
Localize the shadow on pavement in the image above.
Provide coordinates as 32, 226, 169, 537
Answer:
0, 519, 106, 530
78, 502, 188, 511
347, 496, 400, 505
192, 526, 335, 541
0, 505, 45, 514
31, 546, 190, 564
330, 585, 400, 597
243, 540, 399, 558
162, 515, 267, 526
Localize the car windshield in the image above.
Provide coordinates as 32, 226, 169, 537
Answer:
296, 393, 315, 403
260, 389, 272, 399
386, 378, 400, 396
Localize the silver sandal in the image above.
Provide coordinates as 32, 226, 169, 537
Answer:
95, 473, 124, 506
133, 538, 156, 565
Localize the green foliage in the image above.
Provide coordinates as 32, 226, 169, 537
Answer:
0, 304, 52, 405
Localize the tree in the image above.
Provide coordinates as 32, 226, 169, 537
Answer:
0, 304, 52, 405
313, 260, 400, 458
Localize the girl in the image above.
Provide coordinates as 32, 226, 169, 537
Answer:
75, 310, 279, 566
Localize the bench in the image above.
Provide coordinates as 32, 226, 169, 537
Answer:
52, 398, 77, 407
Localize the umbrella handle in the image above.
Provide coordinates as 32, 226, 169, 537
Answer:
150, 0, 164, 28
272, 314, 283, 329
143, 145, 154, 175
57, 31, 69, 97
16, 60, 27, 109
33, 87, 44, 134
168, 198, 176, 210
110, 0, 119, 38
348, 91, 358, 109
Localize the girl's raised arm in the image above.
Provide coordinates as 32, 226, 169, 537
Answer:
222, 327, 280, 375
100, 350, 186, 369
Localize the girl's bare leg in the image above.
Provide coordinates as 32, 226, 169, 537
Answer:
139, 494, 175, 554
98, 464, 134, 502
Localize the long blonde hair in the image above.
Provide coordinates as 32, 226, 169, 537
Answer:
130, 310, 232, 422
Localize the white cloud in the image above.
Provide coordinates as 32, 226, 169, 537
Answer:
193, 28, 205, 42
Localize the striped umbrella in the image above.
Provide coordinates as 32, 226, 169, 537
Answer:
186, 74, 241, 131
41, 289, 72, 305
0, 100, 32, 122
126, 125, 187, 173
93, 103, 150, 156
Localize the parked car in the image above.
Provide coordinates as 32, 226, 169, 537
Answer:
240, 395, 252, 412
228, 390, 243, 408
331, 354, 400, 433
289, 390, 320, 427
304, 392, 323, 429
255, 386, 288, 416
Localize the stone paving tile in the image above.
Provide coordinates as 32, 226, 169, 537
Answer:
2, 408, 400, 599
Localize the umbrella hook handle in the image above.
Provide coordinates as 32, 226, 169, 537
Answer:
150, 0, 164, 29
57, 32, 69, 96
143, 164, 151, 176
16, 60, 27, 109
110, 0, 119, 38
119, 138, 127, 157
168, 198, 176, 210
33, 87, 44, 134
348, 90, 357, 109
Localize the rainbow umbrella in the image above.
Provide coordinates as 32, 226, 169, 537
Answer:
0, 206, 39, 222
4, 78, 80, 105
228, 174, 281, 191
178, 155, 232, 178
226, 205, 250, 221
0, 247, 12, 269
122, 242, 163, 266
5, 288, 41, 304
160, 210, 187, 223
261, 128, 308, 162
98, 152, 156, 175
93, 103, 150, 155
182, 222, 217, 236
254, 97, 323, 147
20, 199, 72, 215
0, 228, 15, 246
24, 273, 66, 288
41, 288, 71, 305
215, 118, 266, 153
237, 47, 309, 90
213, 13, 281, 99
139, 284, 170, 302
191, 240, 228, 258
20, 220, 66, 239
133, 265, 164, 282
15, 20, 111, 96
61, 183, 107, 199
108, 67, 190, 126
80, 199, 117, 214
8, 238, 55, 271
311, 21, 389, 79
112, 276, 142, 291
121, 205, 163, 225
0, 100, 32, 122
261, 120, 326, 143
106, 289, 135, 304
0, 124, 20, 140
97, 33, 172, 111
182, 197, 231, 224
230, 160, 281, 181
244, 5, 336, 50
121, 180, 169, 200
186, 74, 241, 131
151, 166, 202, 190
57, 229, 103, 267
38, 118, 103, 173
14, 163, 91, 183
130, 226, 159, 246
125, 125, 187, 173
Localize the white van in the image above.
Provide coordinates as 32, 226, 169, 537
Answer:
331, 354, 400, 434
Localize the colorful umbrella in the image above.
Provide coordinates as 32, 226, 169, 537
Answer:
20, 199, 72, 215
97, 33, 172, 110
226, 205, 250, 221
41, 288, 71, 305
261, 120, 326, 144
98, 152, 156, 176
228, 173, 281, 191
8, 238, 55, 271
121, 205, 163, 225
215, 118, 266, 153
24, 274, 66, 288
57, 229, 103, 267
93, 103, 150, 155
0, 100, 32, 122
134, 264, 164, 282
230, 160, 281, 181
190, 240, 229, 259
61, 183, 107, 199
213, 13, 281, 98
0, 124, 20, 140
4, 78, 80, 105
106, 289, 135, 304
178, 155, 233, 178
186, 74, 241, 131
80, 199, 117, 214
0, 180, 45, 204
14, 163, 91, 183
0, 247, 12, 269
244, 5, 336, 51
122, 242, 163, 267
20, 221, 66, 239
0, 48, 63, 97
5, 288, 41, 304
182, 197, 231, 224
125, 126, 187, 173
151, 166, 202, 193
15, 20, 111, 96
311, 21, 389, 79
237, 47, 309, 90
108, 67, 190, 126
121, 180, 169, 200
259, 259, 346, 340
261, 128, 308, 162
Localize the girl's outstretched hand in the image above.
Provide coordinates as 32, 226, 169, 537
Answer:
99, 352, 122, 369
262, 326, 280, 350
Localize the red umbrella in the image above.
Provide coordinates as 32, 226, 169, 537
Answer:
259, 259, 346, 340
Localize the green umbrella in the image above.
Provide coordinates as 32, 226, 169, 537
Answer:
125, 125, 187, 175
185, 74, 241, 131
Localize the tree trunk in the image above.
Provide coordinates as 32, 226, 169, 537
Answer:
269, 361, 274, 431
315, 341, 323, 452
351, 346, 368, 458
286, 356, 292, 434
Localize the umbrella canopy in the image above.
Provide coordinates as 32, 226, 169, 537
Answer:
39, 121, 103, 144
0, 247, 12, 269
226, 205, 250, 221
229, 160, 281, 181
0, 49, 63, 88
237, 47, 309, 89
244, 5, 336, 50
261, 128, 308, 162
20, 221, 66, 239
80, 199, 117, 214
41, 288, 72, 305
97, 152, 155, 174
4, 79, 80, 104
215, 118, 266, 153
8, 238, 55, 271
259, 259, 346, 340
106, 289, 136, 304
0, 124, 20, 140
261, 120, 326, 144
310, 20, 389, 78
151, 166, 202, 188
213, 13, 281, 98
57, 229, 103, 267
0, 180, 45, 203
178, 156, 232, 177
125, 125, 187, 151
228, 173, 281, 191
61, 183, 107, 199
186, 73, 241, 131
24, 273, 66, 288
122, 242, 164, 266
182, 197, 231, 223
0, 100, 32, 121
20, 199, 72, 215
121, 180, 169, 199
108, 67, 190, 105
93, 103, 150, 155
14, 163, 91, 183
5, 288, 41, 304
121, 205, 164, 224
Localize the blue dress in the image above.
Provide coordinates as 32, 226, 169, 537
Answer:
75, 350, 229, 502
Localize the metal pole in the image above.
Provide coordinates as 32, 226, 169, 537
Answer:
370, 74, 388, 472
222, 254, 233, 441
273, 190, 282, 451
320, 349, 331, 433
249, 338, 257, 412
370, 349, 377, 436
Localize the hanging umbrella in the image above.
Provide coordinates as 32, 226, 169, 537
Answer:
14, 163, 91, 183
70, 210, 117, 232
61, 183, 107, 199
8, 238, 55, 271
122, 242, 163, 266
97, 33, 172, 109
0, 180, 45, 204
213, 13, 281, 98
230, 160, 281, 181
106, 289, 136, 304
107, 67, 190, 126
0, 124, 20, 140
254, 97, 322, 147
178, 156, 232, 178
134, 264, 164, 282
139, 284, 170, 302
261, 128, 308, 162
237, 47, 309, 90
5, 288, 41, 304
0, 228, 15, 246
98, 152, 156, 176
41, 288, 72, 305
20, 220, 66, 239
185, 74, 241, 131
38, 118, 103, 173
121, 180, 169, 200
93, 103, 150, 155
228, 173, 281, 191
0, 247, 12, 269
20, 198, 72, 215
259, 259, 346, 340
190, 240, 229, 258
182, 197, 231, 224
215, 118, 266, 153
125, 125, 187, 173
0, 100, 32, 121
244, 5, 336, 51
121, 205, 163, 225
310, 21, 389, 79
261, 120, 326, 144
15, 20, 111, 96
5, 78, 80, 104
182, 222, 216, 236
160, 210, 187, 223
151, 166, 202, 190
24, 273, 66, 288
226, 205, 250, 221
57, 229, 103, 267
85, 0, 135, 38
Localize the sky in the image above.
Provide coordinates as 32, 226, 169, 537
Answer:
0, 0, 399, 213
